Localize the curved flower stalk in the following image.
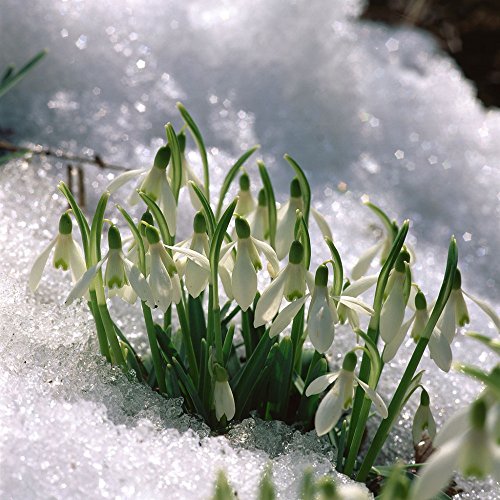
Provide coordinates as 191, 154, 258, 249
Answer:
65, 225, 154, 307
234, 171, 255, 216
107, 145, 177, 236
410, 398, 500, 500
440, 269, 500, 344
412, 388, 436, 445
145, 225, 181, 311
306, 351, 388, 436
276, 178, 304, 260
222, 216, 279, 311
29, 212, 86, 292
246, 188, 269, 242
213, 363, 235, 421
254, 240, 308, 327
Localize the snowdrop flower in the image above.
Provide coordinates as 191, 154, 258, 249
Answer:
337, 275, 378, 329
213, 363, 235, 421
410, 399, 500, 500
412, 389, 437, 445
380, 258, 407, 346
440, 270, 500, 344
107, 146, 177, 236
29, 212, 86, 292
276, 178, 303, 260
125, 211, 153, 273
246, 188, 269, 242
306, 351, 388, 436
254, 240, 307, 327
235, 171, 255, 216
223, 216, 279, 311
146, 225, 181, 311
65, 225, 154, 307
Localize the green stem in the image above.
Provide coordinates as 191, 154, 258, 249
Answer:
98, 302, 126, 368
241, 309, 252, 358
176, 299, 199, 384
142, 301, 167, 394
88, 290, 110, 361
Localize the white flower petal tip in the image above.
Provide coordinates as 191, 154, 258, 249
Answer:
214, 379, 235, 421
380, 272, 406, 344
355, 377, 388, 418
305, 372, 339, 397
106, 168, 145, 194
270, 296, 308, 338
65, 257, 106, 305
29, 237, 58, 292
253, 270, 288, 327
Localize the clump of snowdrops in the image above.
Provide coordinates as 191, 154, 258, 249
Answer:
30, 103, 500, 497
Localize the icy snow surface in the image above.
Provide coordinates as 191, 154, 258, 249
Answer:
1, 0, 500, 498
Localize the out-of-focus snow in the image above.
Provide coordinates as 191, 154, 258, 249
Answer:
0, 0, 499, 498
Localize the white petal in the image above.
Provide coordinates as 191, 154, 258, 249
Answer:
306, 270, 315, 294
29, 237, 57, 291
410, 438, 461, 500
412, 405, 429, 445
315, 383, 345, 436
440, 293, 457, 344
269, 296, 308, 338
107, 168, 145, 193
124, 258, 155, 307
336, 296, 374, 316
463, 290, 500, 332
308, 292, 335, 353
252, 237, 280, 276
355, 376, 388, 418
276, 201, 298, 261
65, 255, 107, 305
232, 244, 257, 311
335, 484, 370, 500
149, 251, 172, 311
311, 207, 333, 241
343, 275, 378, 297
171, 273, 182, 304
379, 273, 406, 344
305, 372, 340, 396
428, 328, 453, 372
185, 259, 209, 298
351, 241, 383, 280
219, 241, 237, 262
166, 246, 211, 271
118, 284, 137, 304
434, 407, 470, 448
383, 313, 415, 363
236, 190, 255, 216
160, 177, 177, 235
218, 264, 234, 300
254, 269, 288, 327
69, 240, 87, 283
214, 380, 235, 421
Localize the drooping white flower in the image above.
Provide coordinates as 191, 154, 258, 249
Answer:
29, 212, 87, 293
65, 225, 154, 307
306, 351, 388, 436
412, 389, 437, 445
246, 188, 269, 242
125, 211, 153, 273
213, 363, 235, 421
410, 399, 500, 500
275, 178, 303, 260
235, 171, 256, 216
224, 216, 279, 311
107, 145, 177, 236
311, 207, 333, 241
337, 275, 378, 329
380, 260, 407, 345
254, 240, 307, 327
145, 225, 181, 311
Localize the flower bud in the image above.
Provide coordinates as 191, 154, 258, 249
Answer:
314, 264, 329, 287
290, 177, 302, 198
108, 225, 122, 250
153, 145, 171, 170
342, 351, 357, 372
239, 171, 250, 191
415, 291, 427, 311
193, 211, 207, 234
257, 188, 267, 207
58, 213, 73, 235
235, 216, 251, 239
288, 240, 304, 264
146, 225, 161, 245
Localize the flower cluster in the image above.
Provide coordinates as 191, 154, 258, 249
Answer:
30, 103, 500, 496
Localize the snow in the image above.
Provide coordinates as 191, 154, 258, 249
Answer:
0, 0, 499, 498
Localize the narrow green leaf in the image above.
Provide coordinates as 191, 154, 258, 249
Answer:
284, 154, 311, 224
365, 201, 397, 240
222, 324, 236, 365
116, 204, 146, 274
324, 237, 344, 298
0, 50, 47, 98
257, 161, 277, 249
171, 357, 207, 419
90, 191, 110, 263
138, 191, 173, 244
0, 149, 30, 165
165, 123, 182, 202
190, 181, 216, 237
466, 332, 500, 356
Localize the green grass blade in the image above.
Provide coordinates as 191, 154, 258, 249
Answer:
0, 50, 47, 98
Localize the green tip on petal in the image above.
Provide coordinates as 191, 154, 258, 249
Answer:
400, 248, 411, 264
415, 291, 427, 311
177, 131, 186, 153
290, 177, 302, 198
239, 171, 250, 191
315, 264, 329, 287
153, 145, 171, 170
420, 388, 430, 406
213, 363, 228, 382
470, 399, 487, 430
453, 269, 462, 290
395, 254, 406, 273
58, 212, 73, 235
257, 188, 267, 207
288, 240, 304, 264
342, 351, 357, 372
193, 211, 207, 234
108, 225, 122, 250
235, 216, 251, 239
146, 225, 161, 245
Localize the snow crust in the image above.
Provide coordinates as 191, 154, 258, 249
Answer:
0, 0, 499, 498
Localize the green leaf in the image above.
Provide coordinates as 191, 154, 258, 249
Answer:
189, 181, 216, 237
324, 237, 344, 298
466, 332, 500, 356
165, 123, 182, 202
222, 324, 236, 365
0, 149, 30, 165
402, 370, 425, 407
116, 204, 146, 274
355, 329, 382, 387
294, 213, 311, 269
257, 161, 277, 249
90, 191, 110, 263
216, 145, 260, 219
284, 154, 311, 224
171, 356, 207, 419
267, 337, 294, 419
138, 191, 173, 244
365, 201, 397, 240
0, 50, 47, 98
177, 102, 210, 200
454, 363, 500, 399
